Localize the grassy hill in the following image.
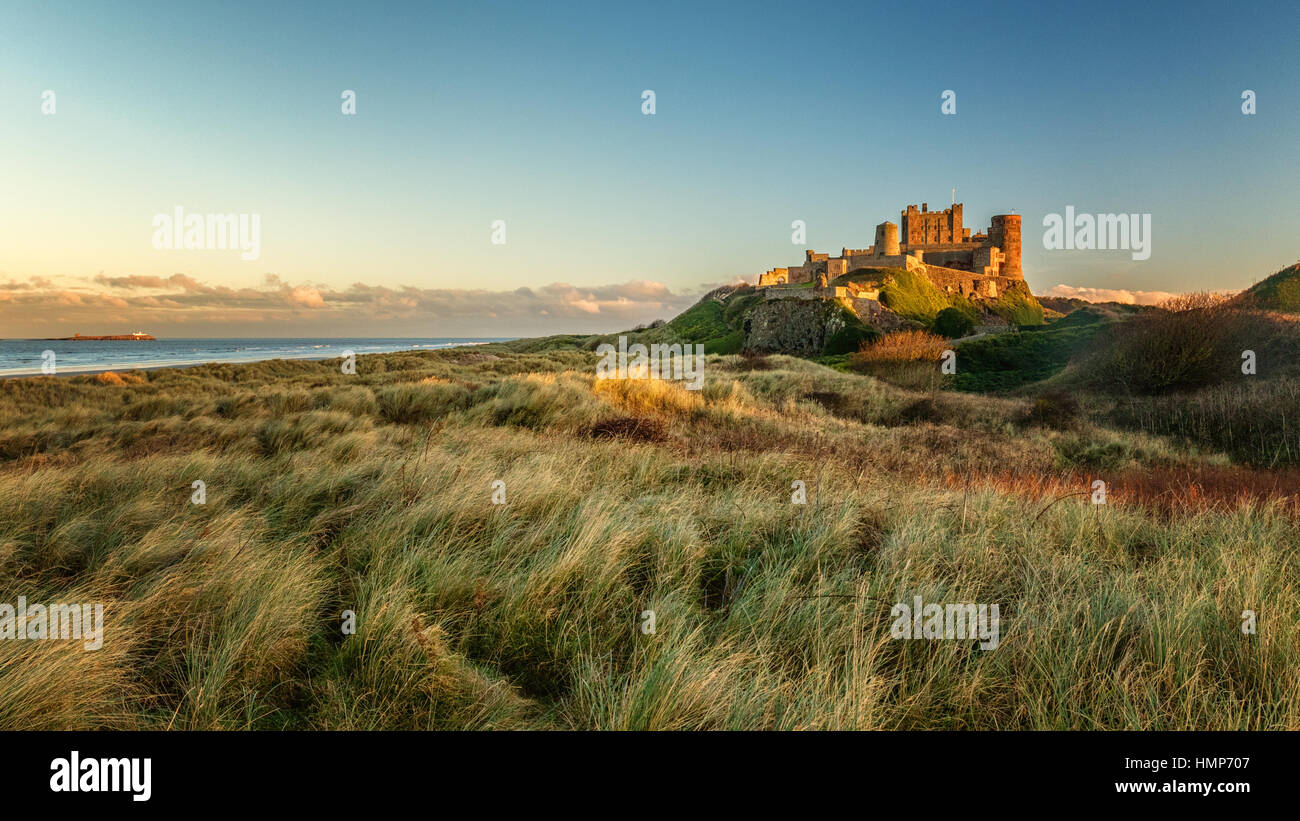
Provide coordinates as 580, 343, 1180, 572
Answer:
1036, 296, 1157, 317
1236, 262, 1300, 312
952, 307, 1114, 393
502, 285, 763, 356
647, 285, 762, 353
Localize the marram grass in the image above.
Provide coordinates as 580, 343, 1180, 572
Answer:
0, 347, 1296, 729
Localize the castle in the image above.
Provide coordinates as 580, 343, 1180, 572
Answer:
756, 203, 1023, 300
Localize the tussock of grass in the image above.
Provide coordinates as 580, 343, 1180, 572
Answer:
377, 382, 472, 424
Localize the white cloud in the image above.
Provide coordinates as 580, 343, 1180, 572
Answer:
1042, 284, 1179, 306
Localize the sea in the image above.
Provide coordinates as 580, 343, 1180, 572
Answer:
0, 338, 513, 378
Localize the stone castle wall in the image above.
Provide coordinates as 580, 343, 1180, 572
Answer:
920, 264, 1014, 299
763, 285, 849, 301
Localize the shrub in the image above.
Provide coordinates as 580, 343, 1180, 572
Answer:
823, 323, 878, 355
848, 330, 949, 390
851, 330, 947, 364
1076, 305, 1295, 395
1161, 291, 1233, 312
933, 307, 976, 338
1023, 389, 1081, 429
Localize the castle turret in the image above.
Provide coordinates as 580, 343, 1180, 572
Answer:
989, 214, 1022, 278
874, 221, 899, 256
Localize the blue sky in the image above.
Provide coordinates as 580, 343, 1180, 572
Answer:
1, 0, 1297, 336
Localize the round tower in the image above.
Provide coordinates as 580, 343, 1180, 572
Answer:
874, 221, 900, 256
990, 214, 1022, 278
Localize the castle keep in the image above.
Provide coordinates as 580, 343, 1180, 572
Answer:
757, 203, 1023, 299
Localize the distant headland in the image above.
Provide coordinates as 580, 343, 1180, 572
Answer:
45, 332, 156, 341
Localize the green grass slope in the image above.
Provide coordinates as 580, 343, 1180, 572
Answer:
849, 267, 1044, 328
650, 286, 762, 353
874, 268, 953, 324
983, 280, 1045, 326
1236, 262, 1300, 312
952, 307, 1113, 393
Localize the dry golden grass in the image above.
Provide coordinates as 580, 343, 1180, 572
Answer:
92, 371, 146, 386
852, 329, 948, 363
847, 330, 950, 391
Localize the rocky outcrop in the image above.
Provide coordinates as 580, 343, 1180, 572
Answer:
743, 298, 856, 356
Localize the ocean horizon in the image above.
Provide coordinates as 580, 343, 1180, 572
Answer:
0, 337, 515, 378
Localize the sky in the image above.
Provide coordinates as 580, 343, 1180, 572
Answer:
1, 0, 1297, 338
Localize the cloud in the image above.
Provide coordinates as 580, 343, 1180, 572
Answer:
1042, 284, 1180, 306
283, 285, 326, 308
94, 273, 208, 292
0, 273, 710, 337
0, 276, 53, 291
